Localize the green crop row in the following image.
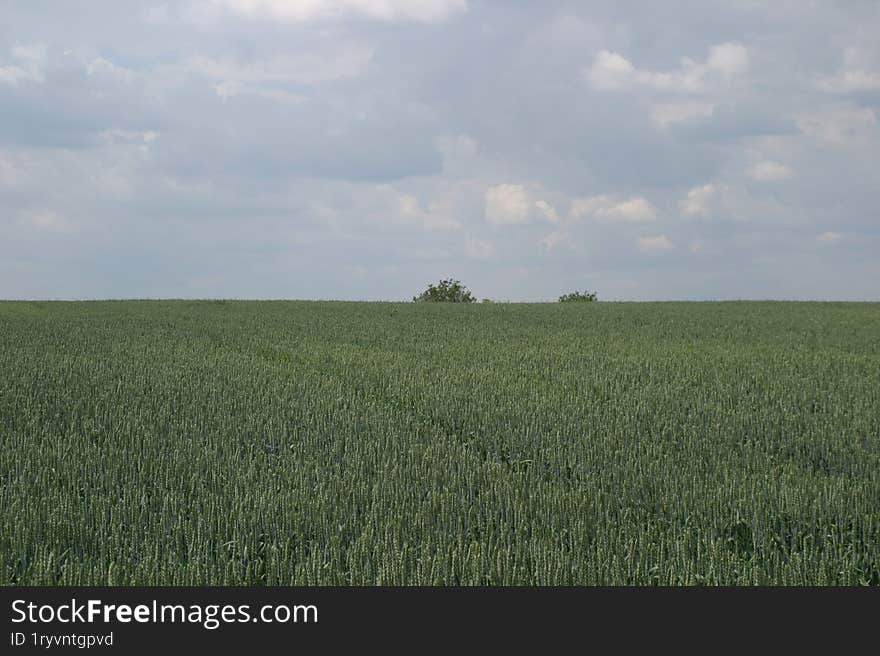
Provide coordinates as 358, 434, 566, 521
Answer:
1, 300, 877, 585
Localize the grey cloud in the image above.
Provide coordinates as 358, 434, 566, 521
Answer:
668, 102, 798, 141
1, 0, 878, 300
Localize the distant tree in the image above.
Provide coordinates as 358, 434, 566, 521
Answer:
413, 278, 476, 303
558, 290, 598, 303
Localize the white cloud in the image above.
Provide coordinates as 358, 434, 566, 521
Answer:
361, 185, 461, 231
746, 160, 794, 182
596, 197, 656, 222
817, 231, 843, 243
706, 42, 750, 79
685, 238, 722, 256
398, 193, 460, 231
0, 153, 18, 187
568, 195, 609, 220
434, 134, 478, 160
209, 0, 467, 23
99, 129, 161, 146
18, 209, 77, 234
214, 81, 309, 104
819, 70, 880, 93
434, 134, 479, 173
586, 50, 635, 90
637, 235, 674, 252
86, 57, 135, 85
679, 184, 715, 217
818, 48, 880, 93
538, 230, 570, 252
569, 195, 656, 223
534, 200, 560, 223
485, 184, 531, 225
181, 47, 374, 96
464, 237, 495, 258
651, 102, 715, 126
586, 42, 748, 93
796, 106, 877, 145
0, 44, 46, 85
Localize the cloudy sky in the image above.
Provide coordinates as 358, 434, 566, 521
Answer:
1, 1, 878, 300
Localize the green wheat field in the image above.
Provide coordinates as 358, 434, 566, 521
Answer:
1, 300, 878, 585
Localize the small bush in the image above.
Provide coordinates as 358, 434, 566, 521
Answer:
558, 290, 598, 303
413, 278, 476, 303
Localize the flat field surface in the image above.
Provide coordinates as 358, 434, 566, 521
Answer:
1, 300, 878, 585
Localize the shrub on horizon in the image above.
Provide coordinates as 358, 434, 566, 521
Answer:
558, 290, 598, 303
413, 278, 476, 303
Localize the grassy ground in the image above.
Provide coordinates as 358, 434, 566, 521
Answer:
1, 300, 878, 584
